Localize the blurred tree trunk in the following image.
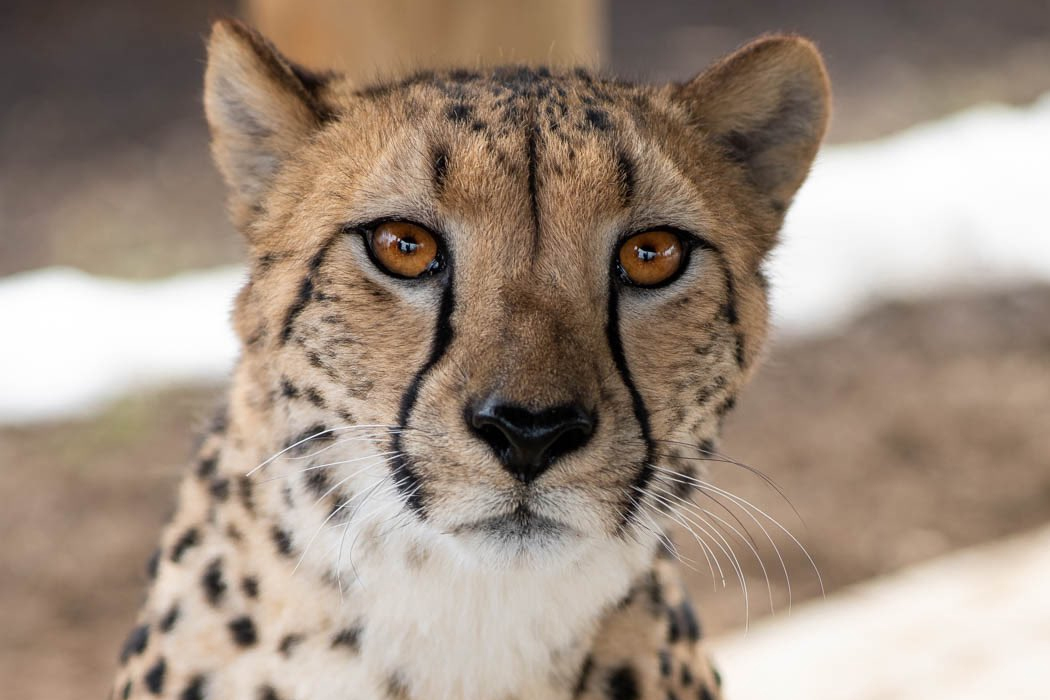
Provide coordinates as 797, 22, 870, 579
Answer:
243, 0, 607, 84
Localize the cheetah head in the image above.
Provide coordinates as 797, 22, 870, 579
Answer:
205, 20, 829, 567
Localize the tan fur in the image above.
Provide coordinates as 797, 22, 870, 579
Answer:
113, 20, 828, 700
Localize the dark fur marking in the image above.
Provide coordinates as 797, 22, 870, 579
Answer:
445, 102, 473, 123
228, 615, 258, 646
171, 528, 200, 563
180, 675, 206, 700
526, 123, 542, 254
330, 625, 362, 652
573, 655, 594, 697
271, 526, 294, 557
122, 680, 132, 699
279, 378, 300, 399
119, 624, 149, 663
391, 273, 456, 516
658, 650, 672, 677
606, 285, 656, 531
433, 148, 450, 195
284, 423, 331, 453
606, 665, 640, 700
280, 237, 337, 344
144, 657, 166, 695
303, 386, 326, 408
616, 151, 635, 207
210, 477, 230, 501
202, 558, 227, 606
257, 684, 283, 700
304, 468, 330, 498
279, 634, 303, 656
681, 664, 694, 686
146, 548, 160, 579
196, 455, 218, 479
159, 603, 180, 633
242, 575, 259, 598
584, 107, 611, 131
699, 686, 716, 700
238, 475, 255, 514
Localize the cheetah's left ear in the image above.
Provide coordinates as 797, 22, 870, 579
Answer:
204, 19, 335, 229
675, 35, 830, 209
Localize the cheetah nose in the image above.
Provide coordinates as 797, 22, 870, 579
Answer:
467, 399, 596, 484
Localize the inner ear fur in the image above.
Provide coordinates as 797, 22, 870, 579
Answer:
204, 19, 335, 229
675, 35, 831, 209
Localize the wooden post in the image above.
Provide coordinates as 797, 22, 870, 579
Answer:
244, 0, 606, 84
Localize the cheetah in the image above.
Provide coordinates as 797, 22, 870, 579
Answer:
113, 19, 829, 700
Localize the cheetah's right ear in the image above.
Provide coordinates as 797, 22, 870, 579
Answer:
204, 19, 334, 228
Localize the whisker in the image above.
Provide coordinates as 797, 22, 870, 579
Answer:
255, 450, 400, 486
247, 424, 406, 476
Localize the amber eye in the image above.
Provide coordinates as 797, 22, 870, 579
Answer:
366, 221, 443, 279
617, 230, 685, 287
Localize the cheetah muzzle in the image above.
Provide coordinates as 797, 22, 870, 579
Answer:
113, 18, 829, 700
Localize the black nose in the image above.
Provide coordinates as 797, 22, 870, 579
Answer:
468, 399, 596, 484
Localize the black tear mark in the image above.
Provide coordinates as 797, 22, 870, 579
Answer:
391, 273, 456, 516
433, 148, 450, 196
280, 236, 337, 344
607, 284, 656, 532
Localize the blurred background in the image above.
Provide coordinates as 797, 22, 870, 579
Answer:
2, 1, 1049, 698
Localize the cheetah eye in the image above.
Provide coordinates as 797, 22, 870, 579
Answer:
616, 230, 686, 287
364, 221, 444, 279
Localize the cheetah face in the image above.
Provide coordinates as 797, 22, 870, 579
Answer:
206, 23, 828, 562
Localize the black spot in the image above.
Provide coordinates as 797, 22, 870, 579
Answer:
180, 675, 206, 700
385, 673, 410, 699
279, 378, 300, 399
146, 548, 160, 579
330, 625, 362, 652
210, 478, 230, 502
228, 616, 258, 646
284, 423, 331, 453
201, 558, 227, 606
470, 120, 487, 132
681, 664, 694, 686
238, 476, 255, 514
303, 386, 326, 408
242, 576, 259, 598
572, 655, 594, 697
432, 148, 450, 195
679, 600, 702, 642
144, 657, 166, 695
122, 680, 132, 699
658, 650, 672, 677
119, 624, 149, 663
278, 634, 303, 657
667, 692, 680, 700
257, 685, 283, 700
712, 666, 723, 688
271, 526, 294, 557
304, 468, 330, 497
699, 685, 715, 700
716, 396, 737, 418
584, 107, 610, 131
159, 603, 180, 633
445, 102, 473, 123
196, 455, 218, 479
171, 528, 200, 563
606, 665, 640, 700
667, 608, 682, 643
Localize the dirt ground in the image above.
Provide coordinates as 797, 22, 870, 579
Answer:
2, 285, 1048, 700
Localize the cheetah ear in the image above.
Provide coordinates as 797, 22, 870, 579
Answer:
675, 35, 830, 209
204, 19, 334, 226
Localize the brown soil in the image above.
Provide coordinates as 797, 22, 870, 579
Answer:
2, 286, 1048, 700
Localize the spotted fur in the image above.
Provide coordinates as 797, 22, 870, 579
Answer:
113, 19, 829, 700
